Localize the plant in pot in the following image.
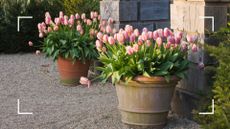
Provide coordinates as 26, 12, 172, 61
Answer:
35, 11, 102, 86
96, 25, 198, 128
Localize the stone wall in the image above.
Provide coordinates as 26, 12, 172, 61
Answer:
100, 0, 170, 31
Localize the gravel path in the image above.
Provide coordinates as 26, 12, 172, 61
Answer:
0, 54, 200, 129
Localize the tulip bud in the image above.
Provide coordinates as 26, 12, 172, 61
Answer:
133, 44, 139, 52
28, 41, 33, 46
134, 29, 139, 37
153, 31, 159, 40
108, 36, 115, 45
192, 44, 198, 52
75, 13, 80, 19
81, 13, 86, 20
106, 25, 112, 33
126, 46, 134, 55
156, 37, 162, 47
97, 32, 103, 41
53, 26, 59, 31
117, 33, 125, 44
35, 50, 41, 55
102, 34, 108, 43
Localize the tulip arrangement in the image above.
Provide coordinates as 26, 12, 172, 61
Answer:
96, 25, 199, 84
36, 11, 105, 61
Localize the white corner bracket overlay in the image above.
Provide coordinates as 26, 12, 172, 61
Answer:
17, 99, 33, 115
17, 16, 33, 32
199, 16, 215, 32
199, 99, 215, 115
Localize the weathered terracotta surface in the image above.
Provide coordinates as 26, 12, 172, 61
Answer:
116, 76, 179, 128
57, 56, 90, 86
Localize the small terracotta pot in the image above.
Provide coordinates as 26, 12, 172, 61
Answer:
57, 56, 90, 86
116, 76, 179, 129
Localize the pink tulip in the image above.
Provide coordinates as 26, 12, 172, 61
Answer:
68, 19, 74, 25
81, 13, 86, 19
28, 41, 33, 46
163, 28, 170, 37
100, 26, 105, 33
70, 14, 75, 20
175, 31, 183, 39
125, 25, 133, 35
146, 40, 151, 47
45, 17, 51, 25
181, 43, 187, 51
77, 25, 82, 32
123, 31, 128, 40
102, 34, 108, 43
98, 15, 101, 20
39, 33, 44, 38
54, 18, 61, 25
106, 25, 112, 33
53, 26, 59, 31
142, 27, 148, 32
186, 34, 198, 43
79, 77, 91, 88
102, 47, 107, 52
114, 34, 117, 40
117, 33, 125, 44
148, 31, 153, 39
112, 28, 117, 34
94, 12, 98, 18
75, 13, 80, 19
165, 43, 171, 49
59, 11, 64, 18
126, 46, 134, 55
167, 36, 175, 44
108, 36, 115, 45
86, 19, 92, 25
97, 32, 103, 41
64, 16, 68, 25
47, 27, 52, 32
134, 29, 139, 37
37, 23, 42, 31
153, 31, 159, 40
129, 34, 135, 42
35, 50, 41, 55
157, 29, 164, 37
141, 32, 148, 41
108, 18, 114, 24
96, 40, 103, 50
138, 37, 143, 46
192, 44, 198, 52
156, 37, 162, 47
90, 12, 94, 19
175, 36, 181, 44
133, 44, 139, 52
45, 12, 51, 18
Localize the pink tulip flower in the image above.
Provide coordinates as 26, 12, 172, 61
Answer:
45, 17, 51, 25
186, 34, 198, 43
156, 37, 162, 47
123, 31, 128, 40
138, 37, 143, 46
53, 26, 59, 31
81, 13, 86, 20
114, 34, 117, 40
192, 44, 198, 52
79, 76, 91, 88
37, 23, 42, 31
68, 19, 74, 25
39, 33, 44, 38
94, 12, 98, 18
106, 25, 112, 33
167, 36, 175, 44
142, 27, 148, 32
134, 29, 140, 37
117, 33, 125, 44
133, 44, 139, 52
96, 40, 103, 51
98, 15, 101, 20
125, 25, 133, 35
181, 42, 188, 51
75, 13, 80, 19
59, 11, 64, 18
148, 31, 153, 39
102, 34, 108, 43
175, 36, 181, 44
108, 18, 114, 24
45, 12, 51, 18
163, 28, 170, 37
126, 46, 134, 55
47, 27, 52, 32
70, 14, 75, 20
77, 25, 82, 32
146, 40, 151, 47
35, 50, 41, 55
97, 32, 103, 41
90, 12, 94, 19
157, 29, 164, 37
129, 34, 136, 42
86, 19, 92, 25
141, 32, 148, 41
153, 31, 159, 40
28, 41, 33, 46
108, 36, 115, 45
54, 18, 61, 25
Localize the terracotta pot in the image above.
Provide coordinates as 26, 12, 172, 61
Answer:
57, 56, 90, 86
115, 76, 179, 129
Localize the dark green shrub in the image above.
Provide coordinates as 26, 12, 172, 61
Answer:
0, 0, 64, 53
64, 0, 100, 15
193, 24, 230, 129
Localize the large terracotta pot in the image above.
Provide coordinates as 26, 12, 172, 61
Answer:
115, 76, 179, 128
57, 56, 90, 86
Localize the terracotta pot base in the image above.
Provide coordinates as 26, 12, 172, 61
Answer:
57, 56, 90, 86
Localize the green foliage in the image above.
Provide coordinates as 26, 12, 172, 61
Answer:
0, 0, 64, 53
193, 24, 230, 129
39, 12, 100, 62
64, 0, 100, 15
97, 34, 190, 84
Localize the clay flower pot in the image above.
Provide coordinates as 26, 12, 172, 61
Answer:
115, 76, 179, 128
57, 56, 90, 86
